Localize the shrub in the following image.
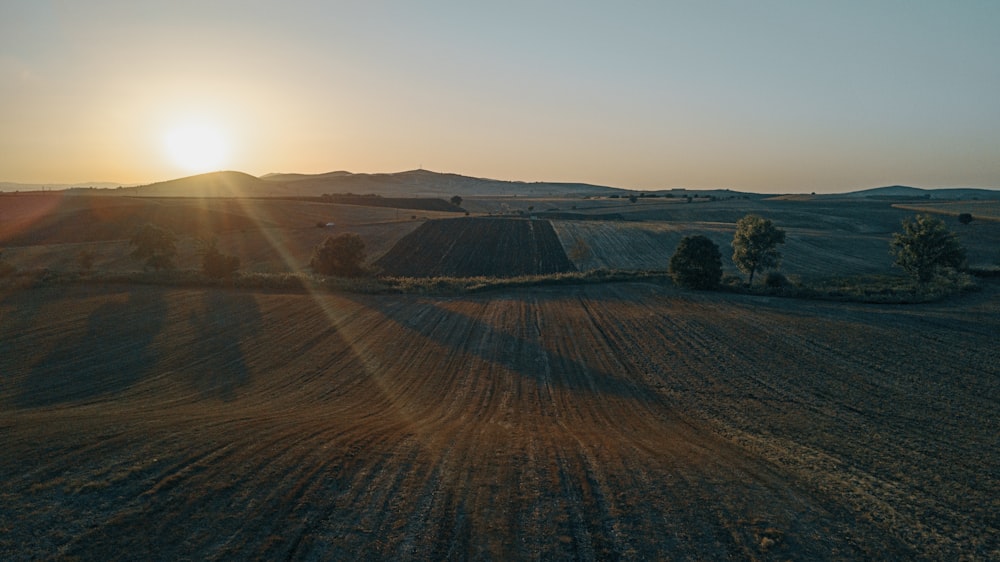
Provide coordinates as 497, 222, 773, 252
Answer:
669, 235, 722, 290
958, 213, 973, 225
450, 195, 463, 207
129, 224, 177, 271
763, 271, 788, 288
201, 242, 240, 279
310, 233, 367, 277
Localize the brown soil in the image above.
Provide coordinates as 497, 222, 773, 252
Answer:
1, 282, 997, 560
376, 218, 576, 278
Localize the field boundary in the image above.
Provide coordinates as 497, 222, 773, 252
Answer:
0, 266, 984, 304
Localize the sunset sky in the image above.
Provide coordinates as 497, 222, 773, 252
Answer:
2, 1, 998, 193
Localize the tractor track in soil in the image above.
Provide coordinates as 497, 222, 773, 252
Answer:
1, 282, 997, 560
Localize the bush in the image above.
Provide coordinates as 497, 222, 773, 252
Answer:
958, 213, 973, 225
669, 235, 722, 290
311, 233, 367, 277
201, 246, 240, 279
129, 224, 177, 271
763, 271, 788, 288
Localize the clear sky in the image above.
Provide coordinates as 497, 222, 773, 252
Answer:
1, 1, 998, 193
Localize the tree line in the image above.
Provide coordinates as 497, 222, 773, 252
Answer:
669, 213, 967, 290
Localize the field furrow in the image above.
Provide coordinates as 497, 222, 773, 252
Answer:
2, 282, 997, 559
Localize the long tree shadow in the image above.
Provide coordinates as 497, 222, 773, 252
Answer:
183, 290, 263, 400
16, 287, 168, 408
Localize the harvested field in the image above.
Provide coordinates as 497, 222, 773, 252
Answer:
376, 218, 576, 278
552, 220, 899, 279
0, 195, 444, 273
1, 282, 997, 560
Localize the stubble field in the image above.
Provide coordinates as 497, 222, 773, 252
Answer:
2, 281, 997, 560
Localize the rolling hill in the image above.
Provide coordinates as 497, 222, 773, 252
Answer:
112, 169, 630, 199
837, 185, 1000, 200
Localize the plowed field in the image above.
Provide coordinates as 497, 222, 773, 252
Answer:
2, 283, 997, 560
376, 218, 576, 278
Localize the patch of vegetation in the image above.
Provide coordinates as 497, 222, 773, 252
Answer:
129, 224, 177, 271
722, 272, 977, 303
199, 239, 241, 279
890, 214, 966, 283
732, 214, 786, 285
669, 235, 722, 290
310, 233, 368, 277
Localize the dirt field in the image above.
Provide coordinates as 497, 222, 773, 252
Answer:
0, 194, 451, 274
2, 282, 997, 560
376, 218, 576, 278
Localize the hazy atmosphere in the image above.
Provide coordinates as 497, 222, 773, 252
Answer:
2, 1, 998, 192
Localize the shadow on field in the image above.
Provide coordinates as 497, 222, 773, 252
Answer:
184, 291, 262, 400
345, 291, 653, 401
16, 287, 167, 408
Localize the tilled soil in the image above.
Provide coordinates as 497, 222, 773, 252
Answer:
1, 282, 997, 560
376, 218, 576, 278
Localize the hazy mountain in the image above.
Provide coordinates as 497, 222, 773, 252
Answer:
116, 171, 282, 197
0, 181, 127, 192
258, 168, 628, 197
838, 185, 1000, 200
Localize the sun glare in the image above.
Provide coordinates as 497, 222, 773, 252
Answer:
164, 123, 229, 174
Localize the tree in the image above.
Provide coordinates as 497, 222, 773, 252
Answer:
310, 233, 367, 277
958, 213, 973, 225
628, 194, 638, 203
732, 214, 786, 285
890, 214, 966, 283
669, 235, 722, 290
450, 195, 463, 207
199, 239, 240, 279
130, 224, 177, 271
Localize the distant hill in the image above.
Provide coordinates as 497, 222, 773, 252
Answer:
0, 181, 127, 192
259, 168, 628, 198
111, 169, 629, 198
119, 171, 281, 197
837, 185, 1000, 200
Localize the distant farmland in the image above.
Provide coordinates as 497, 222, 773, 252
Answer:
376, 217, 576, 278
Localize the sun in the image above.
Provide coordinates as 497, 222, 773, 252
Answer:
164, 123, 229, 174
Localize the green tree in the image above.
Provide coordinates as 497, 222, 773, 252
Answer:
732, 214, 786, 285
669, 235, 722, 290
310, 233, 367, 277
958, 213, 973, 225
450, 195, 463, 207
890, 214, 966, 283
130, 224, 177, 271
